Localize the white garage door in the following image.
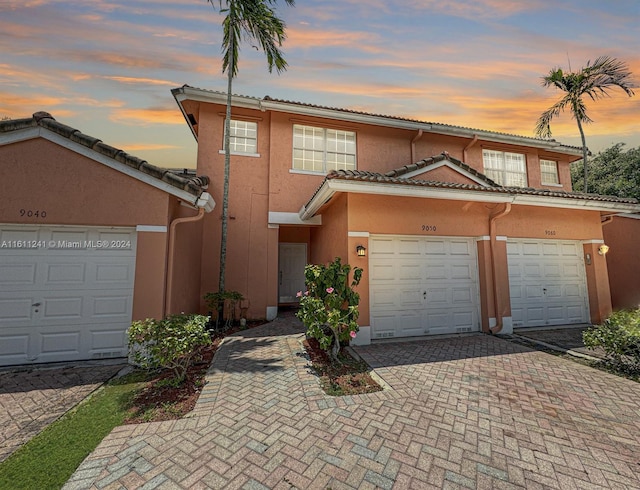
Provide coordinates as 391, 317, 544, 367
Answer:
508, 239, 589, 328
369, 235, 480, 339
0, 225, 137, 366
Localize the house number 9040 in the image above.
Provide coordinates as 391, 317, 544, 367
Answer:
20, 209, 47, 218
422, 225, 437, 232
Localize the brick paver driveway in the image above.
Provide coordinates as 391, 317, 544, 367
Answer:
0, 362, 124, 463
65, 316, 640, 489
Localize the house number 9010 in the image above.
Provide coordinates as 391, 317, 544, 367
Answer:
422, 225, 437, 232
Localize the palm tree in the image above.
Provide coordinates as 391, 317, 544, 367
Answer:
207, 0, 295, 294
535, 56, 635, 193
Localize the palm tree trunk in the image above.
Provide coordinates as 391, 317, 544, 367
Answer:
576, 118, 588, 193
219, 32, 233, 293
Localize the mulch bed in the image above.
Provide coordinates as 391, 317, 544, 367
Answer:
303, 337, 383, 396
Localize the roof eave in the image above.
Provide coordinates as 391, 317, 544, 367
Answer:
171, 87, 583, 157
300, 179, 640, 219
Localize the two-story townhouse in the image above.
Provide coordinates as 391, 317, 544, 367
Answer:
174, 86, 639, 345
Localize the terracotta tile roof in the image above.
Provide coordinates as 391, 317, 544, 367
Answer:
319, 167, 638, 205
260, 95, 584, 152
173, 86, 583, 155
0, 112, 209, 197
385, 151, 500, 186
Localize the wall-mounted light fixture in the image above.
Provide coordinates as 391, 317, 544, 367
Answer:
598, 244, 610, 256
356, 245, 366, 257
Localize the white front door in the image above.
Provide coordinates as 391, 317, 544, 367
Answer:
0, 225, 136, 366
369, 235, 480, 339
278, 243, 307, 303
508, 239, 589, 327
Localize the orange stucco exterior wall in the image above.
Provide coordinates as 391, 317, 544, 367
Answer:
0, 137, 204, 323
166, 202, 205, 316
133, 231, 167, 321
603, 216, 640, 310
0, 139, 170, 226
342, 194, 610, 328
194, 104, 273, 318
191, 98, 608, 326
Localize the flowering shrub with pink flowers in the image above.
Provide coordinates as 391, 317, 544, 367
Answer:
296, 257, 363, 362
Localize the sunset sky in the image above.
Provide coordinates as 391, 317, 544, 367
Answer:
2, 0, 639, 168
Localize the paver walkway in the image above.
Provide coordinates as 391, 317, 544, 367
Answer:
0, 362, 124, 462
65, 316, 640, 489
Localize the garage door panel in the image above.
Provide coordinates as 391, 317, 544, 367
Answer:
0, 224, 136, 366
522, 242, 540, 255
399, 264, 422, 280
426, 288, 447, 304
89, 327, 128, 353
94, 261, 135, 284
370, 238, 395, 255
451, 264, 473, 280
399, 313, 423, 336
369, 262, 395, 281
398, 239, 421, 255
0, 298, 34, 323
0, 262, 37, 288
370, 235, 480, 339
425, 264, 446, 279
452, 287, 473, 303
93, 294, 131, 317
400, 289, 424, 308
424, 240, 446, 255
523, 263, 542, 277
40, 330, 81, 356
562, 263, 582, 277
508, 239, 588, 327
545, 285, 562, 298
543, 263, 561, 277
370, 286, 398, 309
449, 240, 472, 255
547, 306, 566, 323
42, 296, 84, 320
45, 262, 87, 285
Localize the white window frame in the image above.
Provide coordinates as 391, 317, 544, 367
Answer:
220, 119, 259, 157
291, 124, 356, 174
482, 149, 528, 187
540, 159, 561, 186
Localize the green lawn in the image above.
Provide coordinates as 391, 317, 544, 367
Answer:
0, 371, 147, 490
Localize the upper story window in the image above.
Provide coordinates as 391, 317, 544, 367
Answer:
482, 149, 527, 187
224, 119, 258, 155
540, 159, 560, 185
293, 124, 356, 173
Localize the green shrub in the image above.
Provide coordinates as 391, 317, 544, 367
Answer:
296, 257, 363, 362
128, 314, 211, 384
583, 308, 640, 374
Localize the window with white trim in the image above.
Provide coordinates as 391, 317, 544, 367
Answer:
293, 124, 356, 173
224, 120, 257, 154
482, 149, 527, 187
540, 159, 560, 185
